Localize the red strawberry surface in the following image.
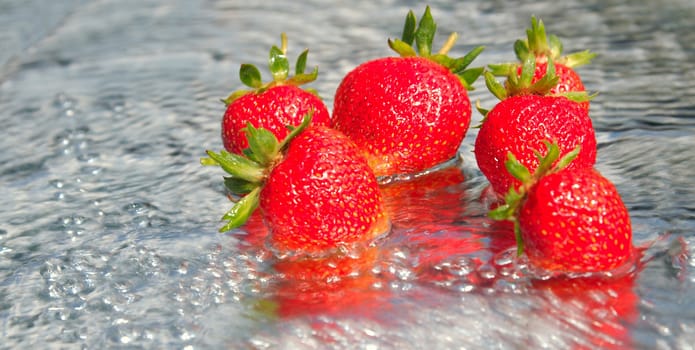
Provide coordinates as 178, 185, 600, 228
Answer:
490, 143, 634, 274
261, 124, 390, 253
202, 115, 389, 255
221, 33, 330, 154
519, 167, 633, 272
222, 84, 329, 154
475, 93, 596, 196
332, 6, 483, 178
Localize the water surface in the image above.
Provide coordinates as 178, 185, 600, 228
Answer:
2, 0, 695, 348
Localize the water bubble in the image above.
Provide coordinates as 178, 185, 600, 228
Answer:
62, 108, 77, 118
124, 201, 156, 215
53, 93, 77, 110
50, 180, 64, 188
178, 261, 189, 275
78, 154, 100, 164
477, 264, 497, 280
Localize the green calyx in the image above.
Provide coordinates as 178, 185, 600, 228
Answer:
515, 16, 596, 68
488, 16, 595, 78
488, 141, 581, 256
480, 54, 593, 113
200, 113, 313, 232
387, 5, 485, 90
223, 33, 320, 105
485, 55, 559, 100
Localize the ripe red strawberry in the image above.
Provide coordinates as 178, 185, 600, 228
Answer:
221, 33, 330, 154
475, 61, 596, 197
332, 6, 484, 178
488, 16, 596, 110
490, 142, 634, 273
202, 115, 390, 254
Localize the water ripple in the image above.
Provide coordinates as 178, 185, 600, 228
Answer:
1, 0, 694, 349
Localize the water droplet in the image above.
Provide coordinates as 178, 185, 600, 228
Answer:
53, 93, 77, 110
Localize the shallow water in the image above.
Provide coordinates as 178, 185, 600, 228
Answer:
2, 0, 695, 349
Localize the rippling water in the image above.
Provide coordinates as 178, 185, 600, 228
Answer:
2, 0, 695, 349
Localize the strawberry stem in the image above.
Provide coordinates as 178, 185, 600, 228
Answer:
280, 32, 288, 55
437, 32, 457, 55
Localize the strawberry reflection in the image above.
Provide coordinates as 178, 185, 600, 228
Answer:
381, 163, 468, 229
233, 162, 643, 349
490, 219, 641, 349
238, 211, 392, 322
270, 245, 392, 321
531, 270, 639, 350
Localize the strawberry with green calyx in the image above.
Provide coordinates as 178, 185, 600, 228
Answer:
221, 33, 330, 154
474, 59, 596, 197
490, 142, 634, 273
202, 114, 390, 254
488, 16, 596, 108
332, 6, 485, 178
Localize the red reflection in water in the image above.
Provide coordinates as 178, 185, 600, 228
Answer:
227, 164, 654, 349
531, 271, 639, 350
271, 246, 391, 321
381, 164, 469, 229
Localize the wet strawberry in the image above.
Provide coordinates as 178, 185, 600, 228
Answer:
475, 59, 596, 197
202, 115, 389, 254
332, 6, 484, 178
490, 142, 634, 273
488, 16, 596, 110
519, 167, 633, 272
221, 33, 330, 154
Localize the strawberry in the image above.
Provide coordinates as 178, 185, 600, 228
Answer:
488, 16, 596, 110
332, 6, 484, 178
221, 33, 330, 154
475, 59, 596, 196
202, 115, 390, 254
490, 142, 634, 273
